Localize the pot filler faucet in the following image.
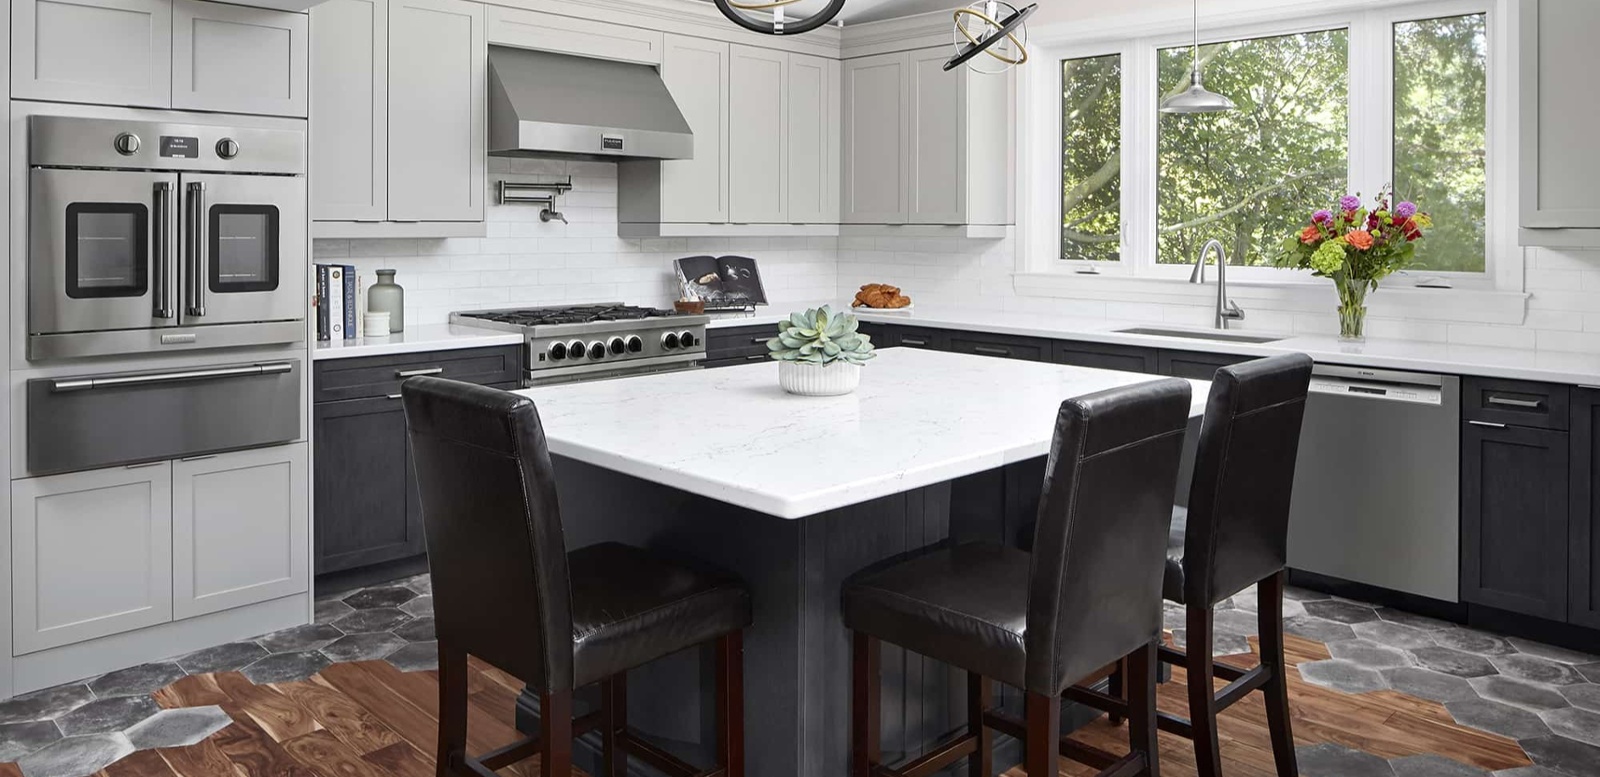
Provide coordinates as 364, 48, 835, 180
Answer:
1189, 238, 1246, 330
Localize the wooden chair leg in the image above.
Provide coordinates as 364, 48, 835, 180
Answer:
968, 673, 993, 777
1259, 571, 1300, 777
602, 675, 627, 777
851, 632, 881, 777
436, 643, 470, 777
1107, 656, 1129, 725
715, 632, 746, 777
1186, 604, 1225, 777
1126, 640, 1160, 777
1024, 692, 1060, 777
541, 689, 572, 777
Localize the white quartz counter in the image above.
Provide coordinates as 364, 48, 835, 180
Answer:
312, 324, 524, 361
852, 306, 1600, 386
517, 348, 1207, 519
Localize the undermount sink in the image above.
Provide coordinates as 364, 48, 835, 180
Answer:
1115, 327, 1287, 344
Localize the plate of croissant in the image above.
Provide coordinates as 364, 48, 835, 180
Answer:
851, 283, 914, 312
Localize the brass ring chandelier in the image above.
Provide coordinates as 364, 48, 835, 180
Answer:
945, 1, 1037, 73
715, 0, 846, 36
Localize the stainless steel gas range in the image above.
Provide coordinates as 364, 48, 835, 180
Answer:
450, 304, 710, 387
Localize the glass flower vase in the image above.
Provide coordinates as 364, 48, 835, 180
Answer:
1336, 278, 1369, 342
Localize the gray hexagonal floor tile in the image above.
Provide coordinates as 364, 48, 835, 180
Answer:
1390, 754, 1489, 777
1560, 684, 1600, 712
1540, 708, 1600, 748
1285, 586, 1332, 602
1168, 629, 1252, 657
1470, 676, 1573, 711
393, 617, 434, 643
1299, 659, 1389, 694
1296, 742, 1395, 777
320, 633, 406, 663
1354, 620, 1440, 650
87, 662, 187, 699
258, 623, 344, 654
1304, 599, 1383, 624
342, 586, 417, 609
385, 641, 438, 672
1494, 654, 1588, 687
403, 574, 431, 595
54, 696, 160, 737
240, 651, 331, 684
332, 608, 411, 634
1382, 667, 1480, 704
1412, 647, 1499, 678
1577, 664, 1600, 685
1519, 735, 1600, 776
0, 684, 93, 725
15, 733, 133, 777
1285, 616, 1359, 644
1377, 609, 1457, 632
0, 719, 62, 762
123, 706, 233, 750
177, 641, 268, 675
314, 598, 355, 624
1444, 698, 1553, 740
1509, 640, 1600, 666
1491, 768, 1568, 777
399, 595, 433, 618
1329, 639, 1413, 670
1434, 629, 1518, 657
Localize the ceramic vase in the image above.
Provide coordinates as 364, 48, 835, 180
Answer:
368, 269, 405, 333
779, 361, 861, 396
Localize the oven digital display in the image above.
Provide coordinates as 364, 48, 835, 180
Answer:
160, 136, 199, 158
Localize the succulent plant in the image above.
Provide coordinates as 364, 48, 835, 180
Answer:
768, 305, 876, 365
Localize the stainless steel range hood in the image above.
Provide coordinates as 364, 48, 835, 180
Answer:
488, 46, 694, 161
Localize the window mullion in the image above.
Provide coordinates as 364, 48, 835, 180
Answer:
1126, 40, 1157, 275
1348, 11, 1392, 207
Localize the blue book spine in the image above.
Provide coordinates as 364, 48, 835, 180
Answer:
341, 264, 358, 339
315, 265, 330, 341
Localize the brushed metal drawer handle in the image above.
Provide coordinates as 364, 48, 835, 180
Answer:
51, 362, 293, 392
745, 354, 768, 362
395, 367, 444, 378
387, 393, 404, 400
750, 337, 772, 345
973, 346, 1011, 356
902, 338, 928, 347
1468, 420, 1507, 428
1486, 396, 1543, 409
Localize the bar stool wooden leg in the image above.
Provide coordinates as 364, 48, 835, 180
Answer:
1107, 656, 1128, 725
1024, 692, 1060, 777
715, 632, 745, 777
1259, 571, 1300, 777
851, 632, 881, 777
602, 675, 627, 777
1127, 640, 1160, 777
968, 673, 993, 777
540, 690, 572, 777
436, 643, 469, 777
1186, 604, 1224, 777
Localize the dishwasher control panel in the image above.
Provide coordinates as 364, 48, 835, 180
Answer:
1308, 371, 1445, 406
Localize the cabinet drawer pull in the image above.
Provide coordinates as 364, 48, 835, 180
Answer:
973, 346, 1011, 357
181, 454, 217, 462
750, 337, 772, 345
1486, 395, 1543, 409
395, 367, 444, 378
745, 354, 768, 362
901, 338, 928, 347
387, 393, 404, 400
1468, 420, 1507, 429
125, 461, 166, 470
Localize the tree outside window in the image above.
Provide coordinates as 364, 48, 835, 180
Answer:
1062, 54, 1122, 262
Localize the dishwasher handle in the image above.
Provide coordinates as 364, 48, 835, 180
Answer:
1308, 365, 1447, 406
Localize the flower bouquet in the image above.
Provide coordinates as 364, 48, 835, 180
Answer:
1273, 191, 1431, 341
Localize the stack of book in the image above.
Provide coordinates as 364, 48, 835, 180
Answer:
314, 264, 362, 341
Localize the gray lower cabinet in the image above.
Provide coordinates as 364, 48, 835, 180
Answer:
1460, 418, 1570, 621
1569, 388, 1600, 628
1157, 349, 1250, 381
705, 325, 772, 369
312, 346, 519, 575
1053, 341, 1157, 373
946, 331, 1049, 362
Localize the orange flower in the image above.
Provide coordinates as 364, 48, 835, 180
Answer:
1345, 230, 1375, 250
1300, 225, 1322, 244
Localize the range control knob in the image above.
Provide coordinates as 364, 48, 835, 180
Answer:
113, 133, 141, 156
678, 331, 699, 348
588, 342, 607, 360
215, 138, 240, 159
609, 337, 626, 355
567, 340, 585, 360
661, 332, 680, 350
547, 341, 568, 361
626, 335, 644, 353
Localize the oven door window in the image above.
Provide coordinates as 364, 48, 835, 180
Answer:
209, 205, 280, 293
66, 203, 148, 299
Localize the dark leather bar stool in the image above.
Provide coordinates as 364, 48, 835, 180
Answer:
843, 379, 1193, 777
1100, 354, 1313, 777
402, 377, 753, 777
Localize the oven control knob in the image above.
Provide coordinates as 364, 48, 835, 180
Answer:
609, 337, 626, 355
661, 332, 680, 350
678, 331, 699, 348
113, 133, 141, 156
626, 335, 644, 353
567, 340, 585, 360
588, 342, 607, 360
215, 138, 240, 159
547, 341, 568, 361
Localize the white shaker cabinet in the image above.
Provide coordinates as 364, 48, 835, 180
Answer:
658, 34, 730, 224
387, 0, 485, 223
842, 52, 909, 224
11, 463, 174, 655
309, 0, 387, 221
172, 0, 308, 116
908, 48, 965, 225
1519, 0, 1600, 245
10, 0, 173, 108
786, 53, 841, 225
172, 445, 308, 620
729, 44, 787, 225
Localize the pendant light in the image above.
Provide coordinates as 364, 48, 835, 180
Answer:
1160, 0, 1235, 114
714, 0, 845, 36
944, 2, 1038, 73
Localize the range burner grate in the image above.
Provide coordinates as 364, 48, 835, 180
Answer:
461, 305, 677, 326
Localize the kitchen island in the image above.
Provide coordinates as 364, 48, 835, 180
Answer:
509, 348, 1209, 777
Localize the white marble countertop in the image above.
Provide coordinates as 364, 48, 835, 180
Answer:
312, 324, 524, 361
517, 348, 1207, 519
852, 305, 1600, 386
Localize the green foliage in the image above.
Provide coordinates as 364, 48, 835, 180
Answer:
1062, 54, 1122, 261
767, 306, 876, 365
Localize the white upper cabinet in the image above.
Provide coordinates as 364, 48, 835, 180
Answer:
729, 44, 787, 225
843, 52, 909, 224
11, 0, 173, 108
310, 0, 386, 221
658, 34, 730, 224
786, 53, 841, 225
172, 0, 308, 116
908, 48, 965, 225
387, 0, 485, 223
1520, 0, 1600, 244
11, 0, 305, 116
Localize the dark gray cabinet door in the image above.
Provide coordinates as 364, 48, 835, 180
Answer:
1053, 341, 1157, 373
947, 332, 1049, 362
1157, 349, 1250, 380
313, 396, 422, 575
1461, 420, 1570, 621
1569, 388, 1600, 628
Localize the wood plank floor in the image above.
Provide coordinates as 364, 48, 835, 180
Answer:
82, 633, 1530, 777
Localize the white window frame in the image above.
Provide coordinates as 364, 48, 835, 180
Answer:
1019, 0, 1515, 292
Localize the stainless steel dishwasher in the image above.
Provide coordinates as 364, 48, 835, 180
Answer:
1287, 365, 1461, 602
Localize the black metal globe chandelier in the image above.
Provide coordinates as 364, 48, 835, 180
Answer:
713, 0, 846, 36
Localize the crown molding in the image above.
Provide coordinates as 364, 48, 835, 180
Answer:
485, 0, 845, 57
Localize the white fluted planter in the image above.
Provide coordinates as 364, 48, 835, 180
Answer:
778, 361, 861, 396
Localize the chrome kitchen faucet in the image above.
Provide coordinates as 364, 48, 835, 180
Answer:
1189, 239, 1246, 330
